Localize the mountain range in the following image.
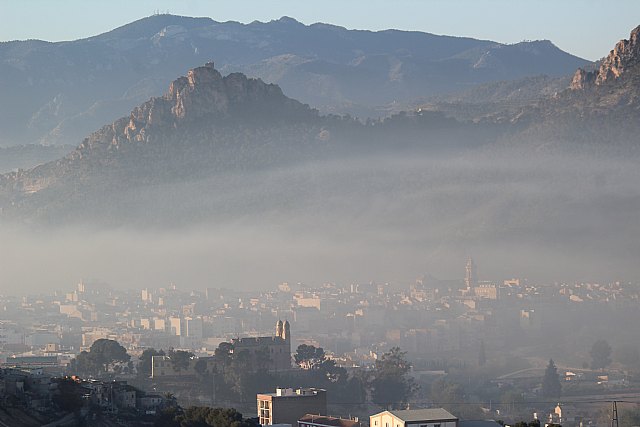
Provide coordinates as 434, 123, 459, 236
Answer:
0, 21, 639, 284
0, 14, 589, 147
1, 24, 640, 222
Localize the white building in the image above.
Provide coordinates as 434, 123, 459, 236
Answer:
370, 408, 458, 427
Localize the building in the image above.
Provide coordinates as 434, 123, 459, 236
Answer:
298, 414, 362, 427
169, 317, 182, 336
473, 282, 498, 300
257, 387, 327, 426
370, 408, 458, 427
464, 257, 477, 291
233, 320, 291, 372
185, 317, 203, 339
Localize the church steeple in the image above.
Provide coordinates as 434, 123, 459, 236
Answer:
465, 256, 477, 290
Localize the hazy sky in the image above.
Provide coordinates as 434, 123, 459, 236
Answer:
1, 0, 638, 61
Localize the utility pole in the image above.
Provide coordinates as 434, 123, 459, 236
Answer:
212, 373, 216, 406
611, 401, 619, 427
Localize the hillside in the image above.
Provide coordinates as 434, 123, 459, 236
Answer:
495, 25, 640, 148
0, 62, 501, 224
0, 14, 589, 146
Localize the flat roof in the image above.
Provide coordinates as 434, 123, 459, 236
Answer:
299, 414, 360, 427
384, 408, 458, 422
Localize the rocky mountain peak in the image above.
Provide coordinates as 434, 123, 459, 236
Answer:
60, 61, 311, 156
571, 25, 640, 90
112, 61, 305, 146
165, 61, 226, 119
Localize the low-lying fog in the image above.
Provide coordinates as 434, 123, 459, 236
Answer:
1, 146, 638, 293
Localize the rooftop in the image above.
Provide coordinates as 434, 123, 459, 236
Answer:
299, 414, 361, 427
384, 408, 458, 422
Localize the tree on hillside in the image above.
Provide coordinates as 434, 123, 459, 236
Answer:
168, 406, 259, 427
90, 339, 130, 372
160, 406, 260, 427
69, 339, 130, 377
430, 378, 464, 409
430, 378, 484, 419
294, 344, 326, 370
167, 349, 195, 372
214, 342, 234, 369
52, 378, 84, 412
223, 349, 253, 401
371, 347, 417, 409
542, 359, 562, 399
590, 339, 612, 371
138, 348, 165, 378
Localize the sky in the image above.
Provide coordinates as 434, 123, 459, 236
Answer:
0, 0, 638, 61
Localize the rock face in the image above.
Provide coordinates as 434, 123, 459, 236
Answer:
569, 68, 596, 90
571, 25, 640, 90
76, 62, 311, 152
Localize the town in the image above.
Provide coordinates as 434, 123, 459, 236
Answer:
1, 259, 638, 426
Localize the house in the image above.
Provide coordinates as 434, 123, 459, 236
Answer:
370, 408, 458, 427
137, 393, 164, 414
257, 387, 327, 426
552, 403, 581, 425
298, 414, 362, 427
114, 383, 137, 409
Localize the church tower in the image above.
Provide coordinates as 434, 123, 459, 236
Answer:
276, 319, 283, 338
282, 320, 290, 342
465, 257, 477, 290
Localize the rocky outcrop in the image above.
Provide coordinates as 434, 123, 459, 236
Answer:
569, 68, 596, 90
595, 25, 640, 84
571, 25, 640, 90
0, 62, 316, 205
74, 62, 311, 151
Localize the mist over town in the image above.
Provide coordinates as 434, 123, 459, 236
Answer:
0, 2, 639, 426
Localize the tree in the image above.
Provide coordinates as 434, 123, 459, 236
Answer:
223, 349, 252, 400
215, 342, 234, 369
167, 349, 194, 372
542, 359, 561, 399
138, 348, 165, 378
90, 339, 130, 373
175, 407, 260, 427
52, 378, 84, 412
590, 339, 612, 371
195, 358, 209, 375
430, 379, 465, 412
294, 344, 326, 370
371, 347, 417, 409
68, 350, 100, 377
68, 339, 130, 377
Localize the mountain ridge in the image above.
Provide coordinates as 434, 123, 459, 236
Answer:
0, 14, 590, 146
